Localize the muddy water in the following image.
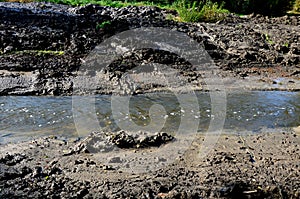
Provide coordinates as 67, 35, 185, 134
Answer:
0, 91, 299, 143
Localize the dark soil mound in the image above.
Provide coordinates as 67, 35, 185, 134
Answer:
0, 2, 299, 95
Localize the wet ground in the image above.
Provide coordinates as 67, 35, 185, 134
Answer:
0, 2, 299, 198
0, 130, 299, 198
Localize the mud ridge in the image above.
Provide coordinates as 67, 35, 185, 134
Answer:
0, 2, 299, 95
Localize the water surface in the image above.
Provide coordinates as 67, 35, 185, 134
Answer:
0, 91, 299, 143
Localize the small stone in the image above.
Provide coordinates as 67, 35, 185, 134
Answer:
86, 160, 96, 166
3, 46, 13, 53
75, 159, 84, 165
49, 159, 58, 166
33, 166, 43, 177
49, 166, 62, 175
103, 165, 115, 170
108, 157, 122, 163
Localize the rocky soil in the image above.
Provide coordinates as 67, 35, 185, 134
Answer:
0, 2, 299, 95
0, 129, 299, 198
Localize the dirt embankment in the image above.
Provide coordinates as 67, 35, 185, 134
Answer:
0, 2, 299, 95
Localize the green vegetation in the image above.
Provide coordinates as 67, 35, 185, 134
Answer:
39, 0, 160, 7
264, 33, 274, 45
2, 0, 298, 19
40, 0, 229, 22
173, 0, 228, 22
96, 20, 112, 29
12, 50, 65, 55
291, 0, 300, 13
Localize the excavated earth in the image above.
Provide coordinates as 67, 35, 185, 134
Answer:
0, 2, 300, 199
0, 2, 299, 95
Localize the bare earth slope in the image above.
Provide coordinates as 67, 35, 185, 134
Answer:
0, 2, 299, 95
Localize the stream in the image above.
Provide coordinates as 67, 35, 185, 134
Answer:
0, 91, 299, 144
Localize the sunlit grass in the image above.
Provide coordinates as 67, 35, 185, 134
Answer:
173, 0, 229, 22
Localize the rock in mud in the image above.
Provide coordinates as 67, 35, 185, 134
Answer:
0, 153, 27, 166
66, 130, 175, 154
110, 130, 136, 148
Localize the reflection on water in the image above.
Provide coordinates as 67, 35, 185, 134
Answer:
0, 91, 299, 143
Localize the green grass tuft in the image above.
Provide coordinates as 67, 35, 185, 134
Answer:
264, 33, 274, 45
172, 0, 229, 22
292, 0, 300, 13
96, 20, 112, 29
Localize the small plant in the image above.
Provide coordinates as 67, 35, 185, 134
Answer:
199, 1, 229, 22
283, 42, 289, 48
11, 50, 64, 55
292, 0, 300, 13
172, 0, 229, 22
264, 33, 274, 45
165, 13, 175, 21
173, 0, 203, 22
96, 20, 112, 30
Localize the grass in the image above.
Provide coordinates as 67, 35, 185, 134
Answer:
295, 0, 300, 12
1, 0, 229, 22
289, 0, 300, 14
96, 20, 111, 29
172, 0, 229, 22
11, 50, 65, 55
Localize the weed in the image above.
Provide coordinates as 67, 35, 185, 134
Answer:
172, 0, 229, 22
11, 50, 65, 55
199, 1, 229, 22
172, 0, 203, 22
96, 20, 111, 30
292, 0, 300, 13
165, 13, 176, 21
264, 33, 274, 45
